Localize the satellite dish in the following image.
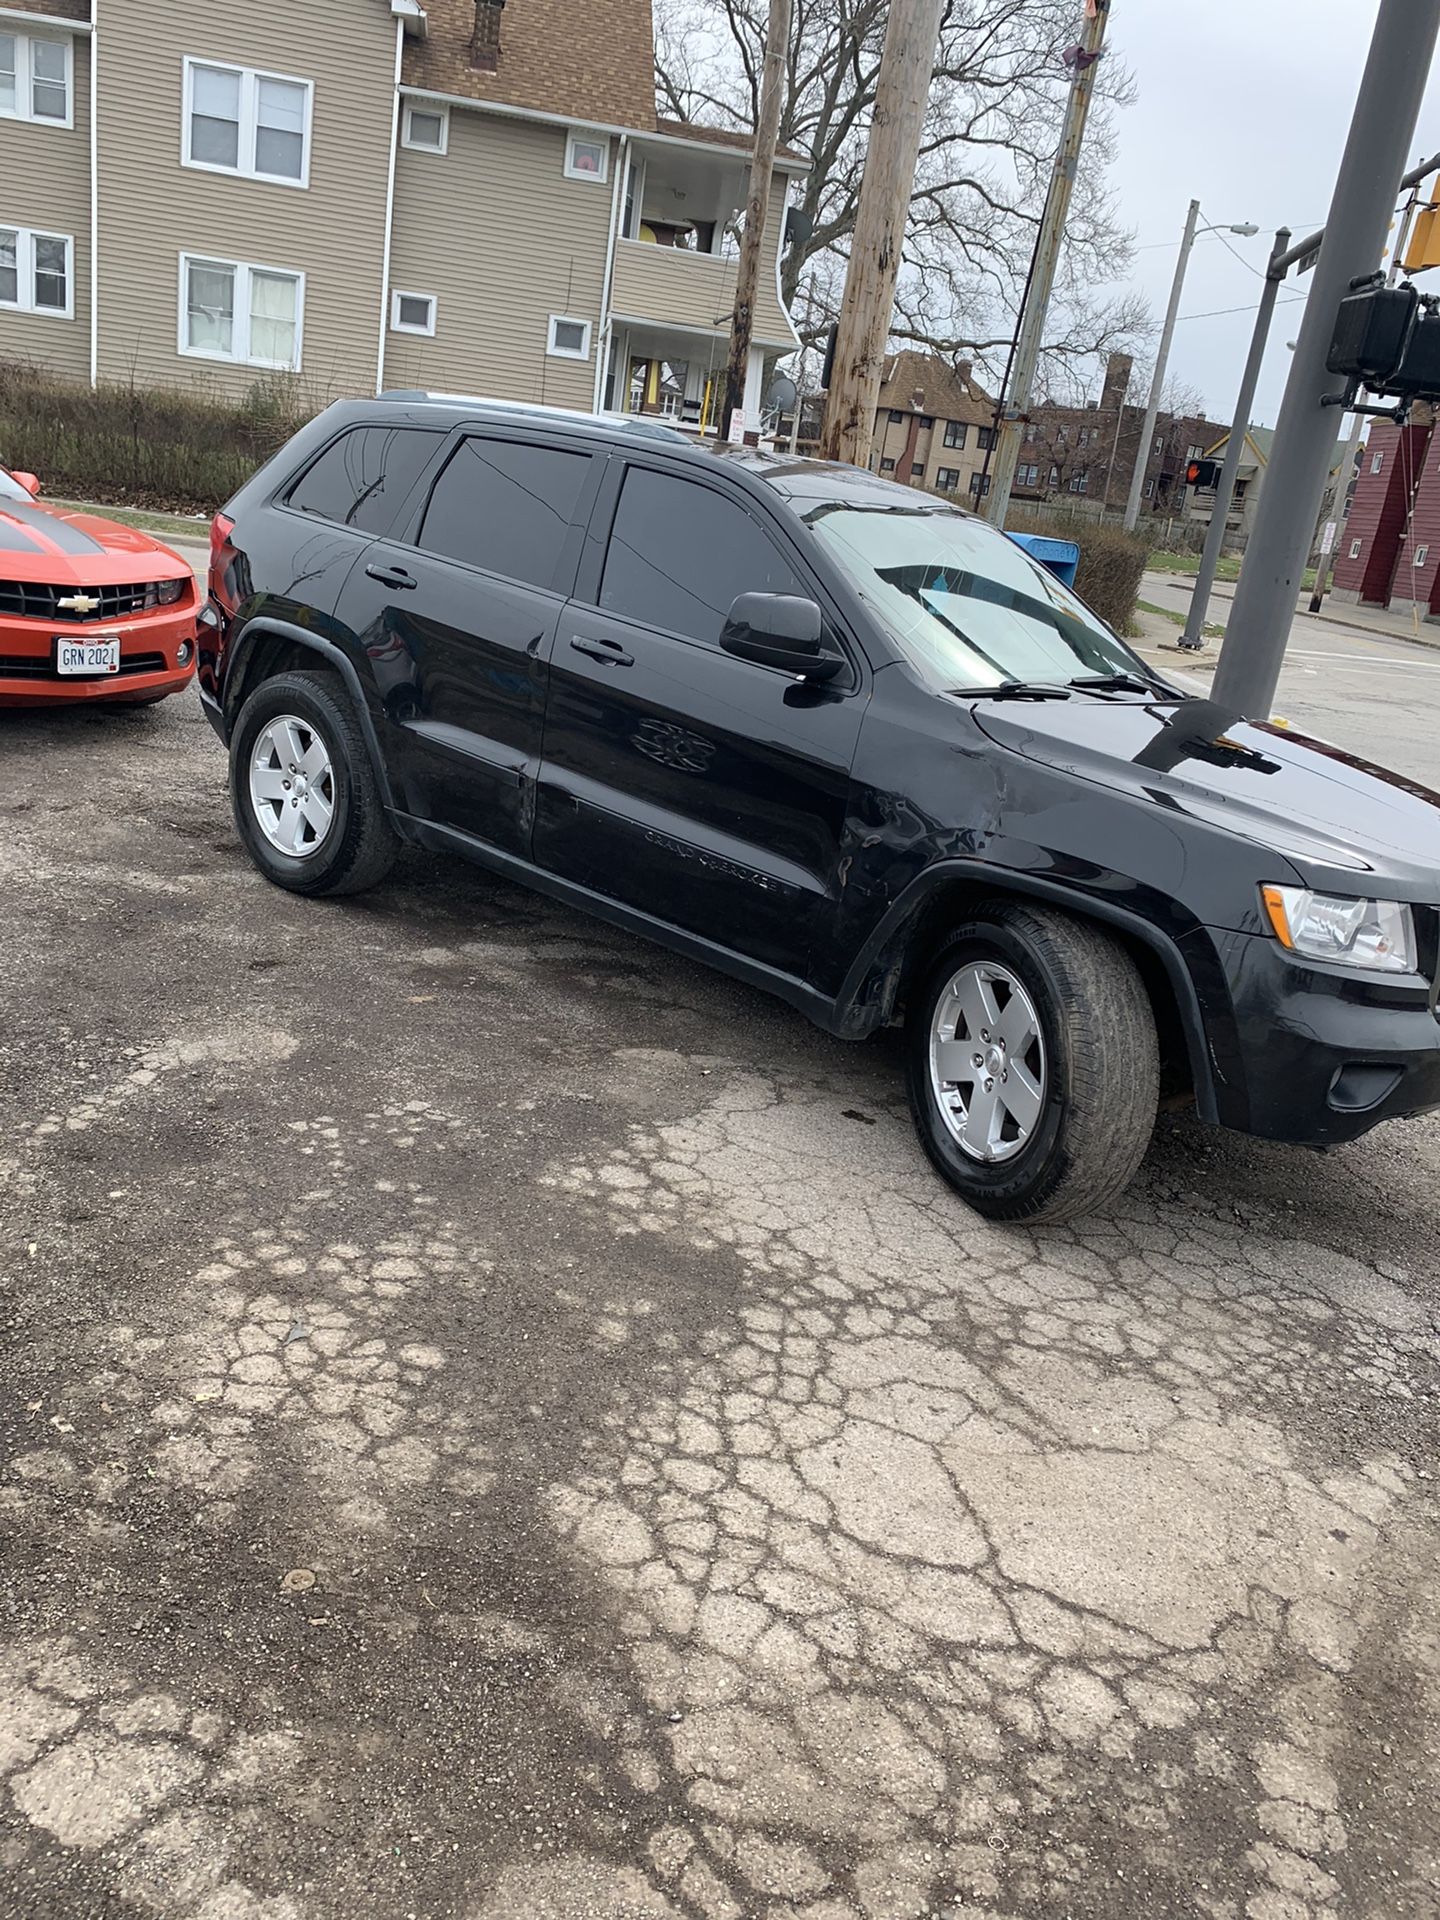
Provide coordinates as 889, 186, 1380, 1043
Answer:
765, 373, 798, 413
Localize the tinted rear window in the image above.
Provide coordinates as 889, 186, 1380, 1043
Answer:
416, 437, 592, 591
288, 427, 441, 535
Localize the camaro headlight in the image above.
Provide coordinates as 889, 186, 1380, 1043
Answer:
146, 578, 186, 607
1261, 884, 1416, 973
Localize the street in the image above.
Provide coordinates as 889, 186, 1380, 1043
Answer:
2, 675, 1438, 1920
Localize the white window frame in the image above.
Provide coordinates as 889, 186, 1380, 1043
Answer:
0, 31, 73, 129
1414, 544, 1429, 569
547, 313, 592, 360
564, 128, 609, 183
401, 101, 448, 154
1371, 451, 1384, 474
0, 224, 74, 319
391, 289, 437, 337
1349, 538, 1362, 559
181, 57, 313, 189
177, 253, 305, 371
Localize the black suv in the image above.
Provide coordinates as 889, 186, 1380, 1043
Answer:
198, 394, 1440, 1222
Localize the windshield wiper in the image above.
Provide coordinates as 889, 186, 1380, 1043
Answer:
1068, 672, 1169, 697
948, 680, 1074, 701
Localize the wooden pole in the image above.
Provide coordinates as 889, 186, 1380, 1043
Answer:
817, 0, 946, 467
723, 0, 793, 440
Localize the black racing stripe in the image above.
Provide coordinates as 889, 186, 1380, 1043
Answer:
0, 503, 107, 556
0, 518, 44, 554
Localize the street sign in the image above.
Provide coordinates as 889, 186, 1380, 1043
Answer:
727, 408, 747, 444
1295, 243, 1322, 275
1320, 520, 1337, 555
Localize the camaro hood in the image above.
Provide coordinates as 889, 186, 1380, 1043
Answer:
0, 496, 191, 582
971, 694, 1440, 895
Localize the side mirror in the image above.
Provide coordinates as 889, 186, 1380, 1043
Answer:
720, 592, 843, 681
11, 471, 40, 498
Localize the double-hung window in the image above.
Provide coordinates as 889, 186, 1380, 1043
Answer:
0, 225, 72, 316
180, 255, 304, 369
0, 32, 71, 125
184, 59, 312, 185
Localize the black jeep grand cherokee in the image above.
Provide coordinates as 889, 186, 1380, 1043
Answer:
197, 393, 1440, 1223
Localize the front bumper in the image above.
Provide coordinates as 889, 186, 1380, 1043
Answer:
0, 604, 198, 708
1187, 925, 1440, 1146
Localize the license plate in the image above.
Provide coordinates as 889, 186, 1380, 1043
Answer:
56, 634, 121, 676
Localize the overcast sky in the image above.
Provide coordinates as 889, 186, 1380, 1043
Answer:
1103, 0, 1440, 427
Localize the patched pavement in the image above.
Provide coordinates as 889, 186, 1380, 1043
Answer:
2, 697, 1438, 1920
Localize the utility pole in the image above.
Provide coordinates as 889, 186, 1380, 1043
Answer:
818, 0, 947, 467
983, 0, 1109, 525
723, 0, 792, 441
1214, 0, 1440, 717
1180, 227, 1290, 649
1123, 198, 1200, 530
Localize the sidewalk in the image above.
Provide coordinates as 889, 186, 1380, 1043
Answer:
1141, 569, 1440, 656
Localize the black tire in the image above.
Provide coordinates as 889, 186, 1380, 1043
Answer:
229, 669, 398, 897
905, 902, 1158, 1224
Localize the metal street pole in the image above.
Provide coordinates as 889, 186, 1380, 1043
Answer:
1214, 0, 1440, 717
984, 0, 1109, 525
818, 0, 947, 467
1123, 198, 1200, 531
723, 0, 793, 439
1180, 227, 1290, 648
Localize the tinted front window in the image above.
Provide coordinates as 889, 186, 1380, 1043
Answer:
601, 466, 803, 645
805, 500, 1139, 690
417, 437, 591, 591
289, 427, 440, 535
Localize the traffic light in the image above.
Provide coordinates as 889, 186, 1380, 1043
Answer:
1402, 183, 1440, 274
1184, 459, 1221, 488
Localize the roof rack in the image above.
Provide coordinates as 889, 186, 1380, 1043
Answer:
376, 391, 689, 444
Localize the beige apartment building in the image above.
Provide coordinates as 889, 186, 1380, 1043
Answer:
868, 352, 999, 502
0, 0, 803, 428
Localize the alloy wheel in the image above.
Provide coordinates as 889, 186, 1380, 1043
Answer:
928, 960, 1047, 1162
248, 714, 336, 858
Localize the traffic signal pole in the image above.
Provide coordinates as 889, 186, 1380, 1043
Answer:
1180, 228, 1290, 649
1213, 0, 1440, 717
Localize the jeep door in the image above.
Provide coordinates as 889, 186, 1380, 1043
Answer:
533, 457, 868, 980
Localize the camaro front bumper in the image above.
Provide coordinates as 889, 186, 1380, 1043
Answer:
0, 605, 198, 708
1185, 925, 1440, 1146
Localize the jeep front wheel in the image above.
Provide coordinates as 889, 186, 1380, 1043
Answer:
905, 902, 1159, 1224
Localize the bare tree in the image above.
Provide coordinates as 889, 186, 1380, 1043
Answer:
655, 0, 1149, 392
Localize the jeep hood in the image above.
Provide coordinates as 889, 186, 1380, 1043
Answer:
971, 696, 1440, 895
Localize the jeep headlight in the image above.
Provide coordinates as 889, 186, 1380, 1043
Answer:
1261, 884, 1416, 973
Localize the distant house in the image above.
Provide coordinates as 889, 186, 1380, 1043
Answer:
1183, 427, 1273, 539
0, 0, 805, 429
869, 351, 1000, 502
1330, 409, 1439, 615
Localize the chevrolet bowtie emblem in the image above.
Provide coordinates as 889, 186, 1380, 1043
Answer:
58, 592, 101, 613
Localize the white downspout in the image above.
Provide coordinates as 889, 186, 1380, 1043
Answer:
375, 18, 404, 394
593, 131, 628, 412
88, 11, 98, 386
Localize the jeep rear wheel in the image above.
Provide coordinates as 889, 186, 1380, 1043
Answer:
229, 669, 398, 897
905, 903, 1159, 1223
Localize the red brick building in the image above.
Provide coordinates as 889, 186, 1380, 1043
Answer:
1331, 411, 1438, 615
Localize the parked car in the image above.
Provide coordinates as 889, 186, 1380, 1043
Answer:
196, 396, 1440, 1222
0, 465, 198, 709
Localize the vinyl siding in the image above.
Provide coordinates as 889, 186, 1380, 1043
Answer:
94, 0, 395, 399
0, 29, 90, 382
384, 110, 611, 409
608, 177, 796, 350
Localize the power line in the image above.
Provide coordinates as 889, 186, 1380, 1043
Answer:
1177, 293, 1307, 322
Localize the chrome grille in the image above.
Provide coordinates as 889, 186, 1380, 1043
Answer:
0, 581, 157, 622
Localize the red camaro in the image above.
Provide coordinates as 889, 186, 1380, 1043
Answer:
0, 464, 198, 709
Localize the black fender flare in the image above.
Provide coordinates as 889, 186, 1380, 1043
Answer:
222, 617, 398, 815
830, 860, 1222, 1125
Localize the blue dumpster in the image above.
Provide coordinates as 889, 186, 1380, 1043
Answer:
1006, 531, 1079, 588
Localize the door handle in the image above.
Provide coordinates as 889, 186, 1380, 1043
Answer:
570, 634, 634, 667
365, 562, 417, 591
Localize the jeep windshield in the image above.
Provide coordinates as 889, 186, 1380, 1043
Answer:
803, 500, 1157, 695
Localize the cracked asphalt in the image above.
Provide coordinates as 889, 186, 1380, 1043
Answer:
1, 688, 1438, 1920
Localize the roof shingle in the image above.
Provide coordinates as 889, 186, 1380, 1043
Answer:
404, 0, 658, 133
